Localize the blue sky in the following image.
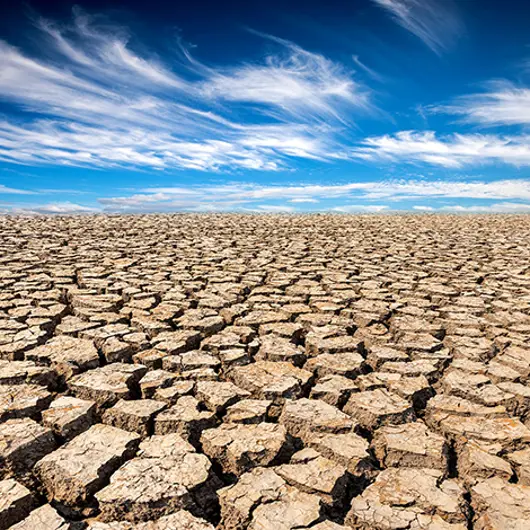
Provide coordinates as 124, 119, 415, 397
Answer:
2, 0, 530, 213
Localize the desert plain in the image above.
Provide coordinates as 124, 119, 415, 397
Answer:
0, 213, 530, 529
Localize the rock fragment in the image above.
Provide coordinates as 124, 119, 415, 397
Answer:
306, 431, 373, 479
0, 418, 56, 479
218, 467, 322, 530
279, 398, 354, 441
274, 448, 349, 506
138, 369, 177, 399
87, 510, 214, 529
195, 381, 251, 414
0, 360, 56, 388
431, 411, 530, 451
310, 375, 357, 407
457, 442, 513, 486
27, 335, 99, 380
371, 421, 449, 471
153, 381, 194, 404
35, 424, 140, 509
256, 334, 306, 366
305, 334, 363, 357
471, 478, 530, 529
506, 447, 530, 485
102, 399, 166, 436
201, 422, 292, 475
42, 396, 96, 440
229, 361, 313, 403
68, 363, 147, 408
154, 395, 217, 443
343, 388, 416, 430
345, 468, 468, 529
95, 434, 214, 522
0, 384, 53, 422
0, 478, 37, 530
88, 511, 214, 529
9, 504, 71, 530
225, 399, 272, 424
304, 352, 365, 379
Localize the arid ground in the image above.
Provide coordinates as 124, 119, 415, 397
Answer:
1, 214, 530, 530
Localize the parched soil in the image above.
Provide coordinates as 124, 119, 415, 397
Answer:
0, 213, 530, 530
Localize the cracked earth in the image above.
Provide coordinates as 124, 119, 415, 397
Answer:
1, 213, 530, 530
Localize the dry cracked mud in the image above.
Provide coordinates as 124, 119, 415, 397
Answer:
0, 213, 530, 529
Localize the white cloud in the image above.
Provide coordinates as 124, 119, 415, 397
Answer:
201, 35, 371, 123
9, 202, 100, 215
352, 55, 385, 83
125, 178, 530, 208
433, 82, 530, 127
95, 177, 530, 213
289, 198, 319, 203
190, 182, 372, 201
332, 204, 390, 213
8, 179, 530, 214
371, 0, 463, 54
37, 10, 186, 89
0, 11, 372, 172
0, 184, 36, 194
0, 120, 347, 171
430, 202, 530, 213
98, 193, 181, 207
254, 205, 296, 213
352, 130, 530, 168
361, 179, 530, 200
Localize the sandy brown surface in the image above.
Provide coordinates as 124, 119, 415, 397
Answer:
1, 213, 530, 529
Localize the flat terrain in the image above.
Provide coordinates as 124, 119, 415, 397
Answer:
1, 213, 530, 530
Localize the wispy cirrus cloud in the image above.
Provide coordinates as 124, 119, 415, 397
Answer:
371, 0, 463, 55
200, 34, 372, 123
95, 178, 530, 213
352, 55, 385, 83
432, 82, 530, 127
146, 179, 530, 201
7, 201, 101, 215
5, 178, 530, 214
0, 121, 284, 171
0, 184, 37, 194
415, 202, 530, 213
289, 198, 319, 203
254, 204, 296, 213
352, 131, 530, 168
0, 10, 372, 172
37, 9, 186, 89
332, 204, 389, 213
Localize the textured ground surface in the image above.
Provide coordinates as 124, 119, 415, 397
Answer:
1, 213, 530, 530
